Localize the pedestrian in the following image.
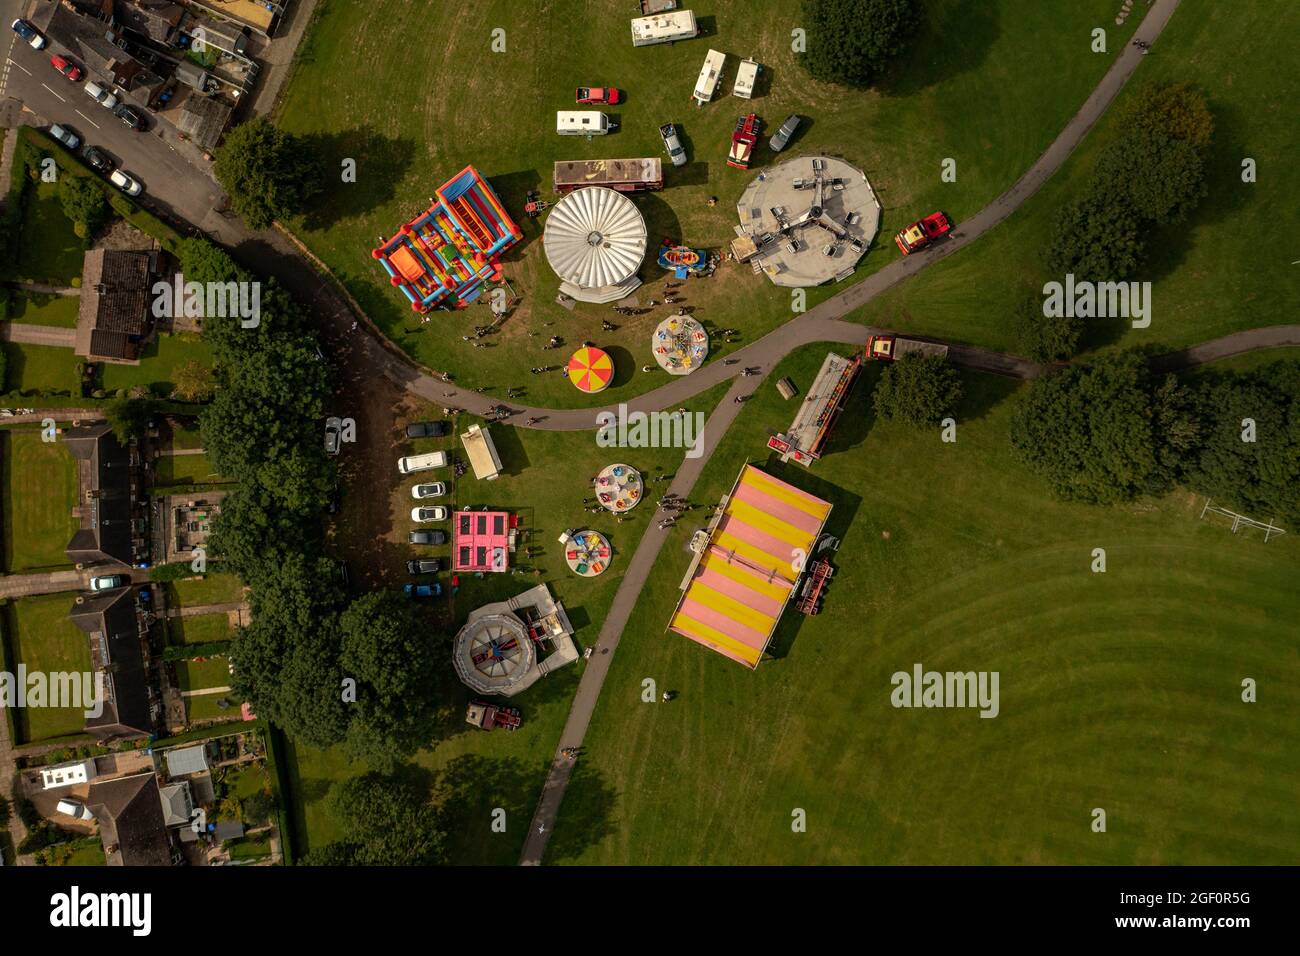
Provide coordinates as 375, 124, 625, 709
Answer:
642, 364, 654, 373
678, 307, 686, 316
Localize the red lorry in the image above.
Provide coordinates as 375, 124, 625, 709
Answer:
728, 113, 761, 170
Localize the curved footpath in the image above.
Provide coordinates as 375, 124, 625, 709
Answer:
515, 0, 1193, 865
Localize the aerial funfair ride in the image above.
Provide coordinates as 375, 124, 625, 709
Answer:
372, 165, 523, 314
567, 345, 615, 393
657, 241, 709, 279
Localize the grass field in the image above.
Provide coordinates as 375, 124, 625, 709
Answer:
863, 2, 1300, 355
13, 182, 84, 286
169, 612, 232, 645
540, 342, 1300, 865
1, 342, 81, 394
157, 452, 228, 486
100, 333, 214, 396
0, 429, 79, 572
7, 291, 80, 328
4, 594, 93, 743
165, 572, 245, 608
176, 656, 231, 692
276, 0, 1136, 408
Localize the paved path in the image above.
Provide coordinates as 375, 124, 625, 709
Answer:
0, 322, 75, 347
156, 447, 207, 457
0, 569, 87, 599
167, 601, 245, 619
517, 0, 1187, 864
1151, 325, 1300, 373
0, 408, 104, 423
2, 281, 79, 297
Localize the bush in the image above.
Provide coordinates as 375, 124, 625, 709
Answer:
1013, 295, 1083, 363
800, 0, 923, 88
872, 353, 964, 428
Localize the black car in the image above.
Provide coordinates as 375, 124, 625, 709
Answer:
405, 421, 450, 439
409, 530, 448, 546
83, 146, 114, 174
337, 561, 350, 588
327, 482, 341, 515
115, 104, 146, 131
406, 558, 442, 575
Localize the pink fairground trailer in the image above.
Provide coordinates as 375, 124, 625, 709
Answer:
371, 165, 522, 313
454, 509, 515, 573
668, 464, 832, 668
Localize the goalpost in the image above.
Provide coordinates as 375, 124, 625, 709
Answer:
1199, 498, 1288, 543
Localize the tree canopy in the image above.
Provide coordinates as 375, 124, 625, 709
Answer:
800, 0, 923, 88
213, 117, 324, 230
872, 353, 964, 428
302, 772, 445, 866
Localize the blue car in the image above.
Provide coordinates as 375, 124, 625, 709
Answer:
403, 582, 443, 599
11, 19, 45, 49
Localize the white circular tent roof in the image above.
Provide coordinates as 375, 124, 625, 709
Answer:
544, 186, 646, 303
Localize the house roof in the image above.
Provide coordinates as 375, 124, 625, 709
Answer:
116, 0, 189, 44
86, 773, 172, 866
68, 586, 154, 740
157, 781, 193, 827
76, 249, 157, 361
64, 422, 135, 567
177, 93, 233, 150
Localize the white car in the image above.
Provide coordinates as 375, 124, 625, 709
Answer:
410, 482, 447, 499
56, 800, 94, 821
109, 169, 143, 197
90, 573, 128, 592
83, 80, 119, 110
410, 506, 448, 523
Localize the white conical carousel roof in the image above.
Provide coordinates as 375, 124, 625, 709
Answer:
544, 187, 647, 296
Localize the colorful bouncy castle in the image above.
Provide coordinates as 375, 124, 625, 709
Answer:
372, 166, 522, 313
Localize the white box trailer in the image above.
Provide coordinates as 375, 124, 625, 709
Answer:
556, 111, 615, 135
693, 49, 727, 104
733, 58, 761, 98
631, 10, 699, 47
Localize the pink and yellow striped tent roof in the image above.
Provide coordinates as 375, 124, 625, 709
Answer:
669, 464, 832, 669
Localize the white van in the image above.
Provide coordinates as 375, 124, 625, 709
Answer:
557, 111, 614, 136
734, 58, 761, 98
56, 799, 94, 821
397, 451, 449, 474
693, 49, 726, 105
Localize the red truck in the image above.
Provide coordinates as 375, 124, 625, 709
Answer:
575, 86, 622, 105
894, 211, 952, 255
865, 335, 950, 361
728, 113, 762, 170
465, 700, 522, 731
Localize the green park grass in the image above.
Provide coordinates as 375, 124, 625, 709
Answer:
13, 181, 84, 286
169, 612, 231, 645
275, 0, 1136, 408
100, 333, 214, 396
3, 594, 93, 743
0, 429, 79, 572
7, 291, 80, 328
1, 342, 81, 394
863, 2, 1300, 355
539, 342, 1300, 865
185, 692, 241, 722
157, 451, 228, 485
165, 572, 245, 608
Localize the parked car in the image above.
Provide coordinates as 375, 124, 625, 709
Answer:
410, 481, 447, 500
337, 560, 350, 588
410, 506, 448, 523
327, 482, 341, 515
575, 86, 621, 105
109, 169, 142, 197
115, 104, 146, 131
403, 582, 443, 599
11, 19, 45, 49
55, 799, 94, 821
83, 145, 114, 174
89, 573, 128, 592
768, 113, 802, 152
48, 124, 81, 151
409, 530, 448, 546
83, 80, 119, 110
659, 123, 687, 167
324, 416, 343, 456
406, 558, 442, 575
404, 420, 449, 439
50, 55, 83, 82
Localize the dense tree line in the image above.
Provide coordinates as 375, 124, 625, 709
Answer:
872, 352, 964, 428
799, 0, 922, 88
301, 772, 445, 866
183, 238, 441, 763
1017, 83, 1215, 362
1011, 351, 1300, 525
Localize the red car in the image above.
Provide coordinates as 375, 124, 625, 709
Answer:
50, 55, 83, 82
575, 86, 621, 105
895, 211, 952, 255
